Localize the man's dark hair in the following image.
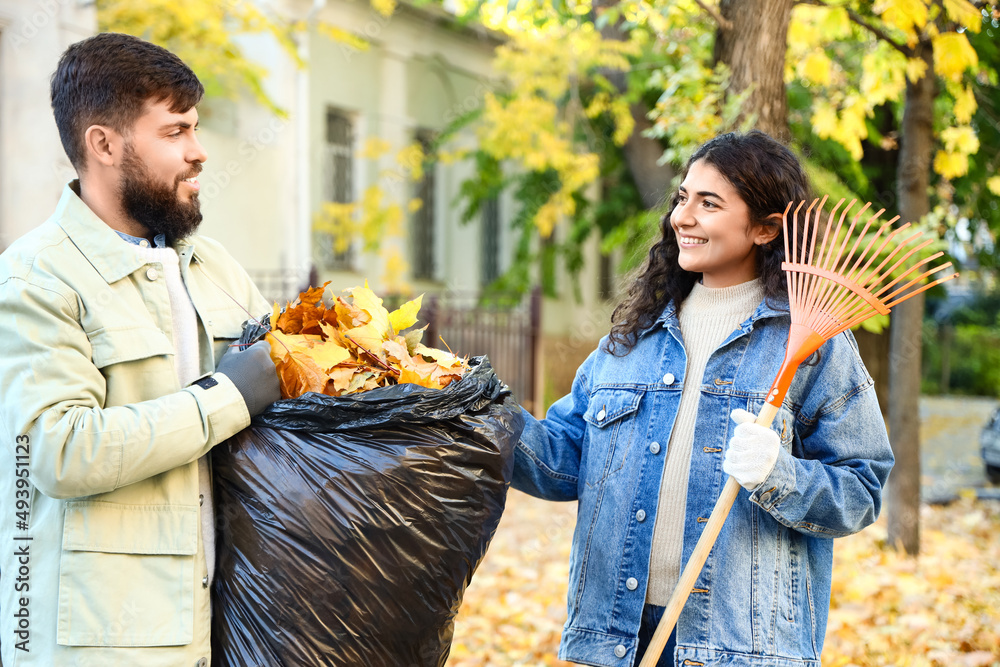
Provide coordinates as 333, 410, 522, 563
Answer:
51, 32, 204, 171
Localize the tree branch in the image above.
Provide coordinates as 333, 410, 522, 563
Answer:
694, 0, 734, 31
798, 0, 913, 58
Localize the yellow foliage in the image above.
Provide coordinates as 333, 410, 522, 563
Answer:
986, 176, 1000, 197
812, 97, 869, 161
860, 46, 907, 107
361, 137, 392, 160
873, 0, 929, 43
370, 0, 396, 18
941, 125, 980, 155
396, 142, 426, 181
801, 50, 834, 87
933, 32, 979, 82
942, 0, 984, 31
933, 150, 969, 179
906, 56, 930, 82
950, 83, 977, 124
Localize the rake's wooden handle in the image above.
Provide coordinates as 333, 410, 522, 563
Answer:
638, 402, 779, 667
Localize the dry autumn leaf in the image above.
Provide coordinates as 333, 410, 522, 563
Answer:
265, 281, 469, 399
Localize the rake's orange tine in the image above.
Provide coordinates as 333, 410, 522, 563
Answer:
883, 269, 958, 309
875, 251, 946, 299
858, 224, 918, 290
830, 201, 870, 278
808, 200, 849, 321
843, 207, 886, 282
871, 241, 938, 297
813, 198, 845, 271
847, 219, 904, 293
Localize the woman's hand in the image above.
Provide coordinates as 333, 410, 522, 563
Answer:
723, 409, 780, 491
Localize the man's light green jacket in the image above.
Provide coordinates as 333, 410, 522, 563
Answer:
0, 184, 268, 666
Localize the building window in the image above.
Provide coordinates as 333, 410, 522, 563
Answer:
318, 108, 354, 270
480, 196, 500, 287
411, 130, 436, 281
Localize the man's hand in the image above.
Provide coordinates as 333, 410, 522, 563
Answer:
215, 341, 281, 417
723, 409, 780, 491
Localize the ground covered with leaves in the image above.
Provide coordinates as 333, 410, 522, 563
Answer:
449, 492, 1000, 666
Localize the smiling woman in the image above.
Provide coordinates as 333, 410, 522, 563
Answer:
509, 130, 894, 667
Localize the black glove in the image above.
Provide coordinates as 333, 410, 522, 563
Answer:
215, 340, 281, 417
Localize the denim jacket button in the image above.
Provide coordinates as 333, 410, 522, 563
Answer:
662, 372, 675, 385
626, 577, 638, 590
614, 644, 627, 658
635, 509, 646, 522
649, 442, 661, 454
761, 492, 772, 504
596, 409, 606, 422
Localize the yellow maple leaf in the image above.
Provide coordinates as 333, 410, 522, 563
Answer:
942, 0, 983, 32
933, 32, 978, 82
906, 56, 929, 82
874, 0, 928, 41
952, 84, 977, 124
802, 50, 833, 86
348, 282, 391, 339
933, 150, 968, 179
302, 340, 351, 371
388, 295, 423, 334
941, 125, 980, 154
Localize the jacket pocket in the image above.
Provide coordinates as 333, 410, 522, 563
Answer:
86, 326, 174, 369
581, 388, 643, 485
747, 397, 797, 452
57, 501, 198, 647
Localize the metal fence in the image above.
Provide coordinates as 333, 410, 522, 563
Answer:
420, 287, 542, 415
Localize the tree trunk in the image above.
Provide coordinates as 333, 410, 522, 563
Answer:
715, 0, 794, 142
888, 39, 935, 557
593, 0, 674, 209
854, 328, 890, 423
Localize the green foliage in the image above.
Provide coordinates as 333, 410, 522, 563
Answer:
923, 285, 1000, 396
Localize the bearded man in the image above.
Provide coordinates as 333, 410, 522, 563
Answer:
0, 32, 280, 666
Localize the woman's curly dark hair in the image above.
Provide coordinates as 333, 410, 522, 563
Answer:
607, 130, 811, 355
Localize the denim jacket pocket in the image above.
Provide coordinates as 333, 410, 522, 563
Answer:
746, 397, 797, 452
582, 388, 643, 485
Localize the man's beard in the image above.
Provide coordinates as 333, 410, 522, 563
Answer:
119, 144, 203, 245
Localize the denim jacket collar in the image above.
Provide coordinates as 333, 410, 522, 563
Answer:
648, 292, 791, 338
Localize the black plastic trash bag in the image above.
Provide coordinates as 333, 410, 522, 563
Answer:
211, 350, 524, 667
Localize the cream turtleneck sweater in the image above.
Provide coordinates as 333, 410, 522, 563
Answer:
645, 278, 765, 605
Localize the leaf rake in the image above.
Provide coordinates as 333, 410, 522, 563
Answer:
638, 197, 957, 667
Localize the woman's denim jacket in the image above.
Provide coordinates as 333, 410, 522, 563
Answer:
513, 297, 894, 667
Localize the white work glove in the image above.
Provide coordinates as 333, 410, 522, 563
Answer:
723, 409, 781, 491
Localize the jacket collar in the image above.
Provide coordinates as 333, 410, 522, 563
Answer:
645, 290, 790, 339
54, 181, 203, 284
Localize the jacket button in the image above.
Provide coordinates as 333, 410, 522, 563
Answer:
649, 442, 661, 455
761, 491, 772, 504
196, 659, 208, 667
626, 577, 638, 591
146, 267, 159, 281
202, 575, 209, 588
614, 644, 627, 658
636, 509, 646, 522
199, 494, 204, 506
662, 372, 675, 385
596, 409, 606, 422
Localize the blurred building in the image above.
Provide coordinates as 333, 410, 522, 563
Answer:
0, 0, 96, 250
